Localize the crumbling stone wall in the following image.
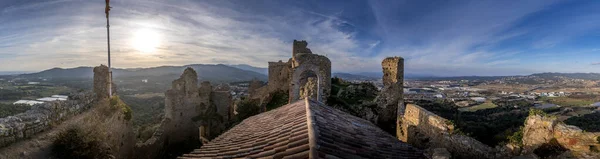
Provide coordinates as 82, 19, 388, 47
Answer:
267, 61, 291, 93
289, 52, 331, 103
163, 68, 203, 146
198, 81, 212, 115
372, 57, 405, 135
522, 114, 600, 158
211, 91, 232, 121
135, 68, 233, 159
248, 79, 263, 96
93, 65, 115, 99
0, 93, 95, 148
400, 104, 498, 159
300, 77, 318, 100
292, 40, 312, 58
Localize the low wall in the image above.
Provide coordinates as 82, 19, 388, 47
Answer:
0, 93, 94, 147
399, 104, 498, 159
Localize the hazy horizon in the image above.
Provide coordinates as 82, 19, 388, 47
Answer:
1, 0, 600, 76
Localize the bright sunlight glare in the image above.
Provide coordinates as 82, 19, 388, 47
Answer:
132, 28, 160, 53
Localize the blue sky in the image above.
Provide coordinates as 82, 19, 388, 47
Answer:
0, 0, 599, 76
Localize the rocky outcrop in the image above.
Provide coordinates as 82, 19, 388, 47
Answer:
522, 114, 600, 158
0, 93, 94, 148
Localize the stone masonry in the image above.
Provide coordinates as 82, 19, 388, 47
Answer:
288, 41, 331, 103
135, 67, 233, 159
249, 40, 331, 109
374, 57, 405, 135
0, 93, 94, 148
94, 65, 112, 99
164, 68, 203, 145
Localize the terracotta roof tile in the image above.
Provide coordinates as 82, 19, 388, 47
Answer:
179, 99, 425, 159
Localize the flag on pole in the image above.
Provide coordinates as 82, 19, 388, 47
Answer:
105, 0, 111, 18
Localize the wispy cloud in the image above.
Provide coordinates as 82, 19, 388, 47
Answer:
0, 0, 599, 75
592, 62, 600, 65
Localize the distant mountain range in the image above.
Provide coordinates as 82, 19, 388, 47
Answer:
9, 64, 600, 83
0, 71, 33, 75
18, 64, 268, 82
228, 64, 268, 75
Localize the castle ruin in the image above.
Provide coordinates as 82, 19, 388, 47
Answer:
249, 40, 331, 109
135, 67, 232, 158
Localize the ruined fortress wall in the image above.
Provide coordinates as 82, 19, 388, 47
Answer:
289, 53, 331, 103
522, 115, 600, 157
211, 91, 232, 121
292, 40, 312, 57
400, 104, 496, 159
267, 61, 291, 93
382, 57, 404, 87
136, 68, 232, 159
0, 93, 95, 148
373, 57, 404, 135
94, 65, 111, 99
164, 68, 202, 145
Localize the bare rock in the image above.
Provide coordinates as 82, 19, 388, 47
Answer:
432, 148, 451, 159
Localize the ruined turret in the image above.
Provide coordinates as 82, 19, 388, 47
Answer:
375, 57, 404, 135
93, 64, 116, 99
164, 67, 202, 144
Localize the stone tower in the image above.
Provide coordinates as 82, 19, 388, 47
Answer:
382, 57, 404, 87
292, 40, 312, 57
93, 65, 116, 99
375, 57, 404, 136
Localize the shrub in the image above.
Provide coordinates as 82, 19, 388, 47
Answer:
235, 99, 260, 122
109, 96, 133, 121
52, 126, 111, 159
0, 103, 30, 118
529, 108, 547, 117
564, 112, 600, 132
507, 126, 524, 146
265, 91, 289, 111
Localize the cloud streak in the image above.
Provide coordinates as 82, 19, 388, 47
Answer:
0, 0, 599, 75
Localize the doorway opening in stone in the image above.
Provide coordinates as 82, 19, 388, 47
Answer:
293, 70, 322, 102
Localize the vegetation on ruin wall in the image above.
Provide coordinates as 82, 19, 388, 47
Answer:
52, 126, 112, 159
507, 126, 524, 146
265, 91, 289, 111
414, 99, 530, 146
327, 77, 378, 115
0, 103, 29, 118
109, 96, 133, 121
565, 112, 600, 132
235, 98, 261, 122
119, 95, 164, 141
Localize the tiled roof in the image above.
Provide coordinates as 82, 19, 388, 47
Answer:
179, 99, 424, 159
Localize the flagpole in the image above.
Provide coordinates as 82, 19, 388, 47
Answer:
106, 1, 112, 97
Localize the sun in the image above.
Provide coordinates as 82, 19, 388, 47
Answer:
132, 28, 160, 53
